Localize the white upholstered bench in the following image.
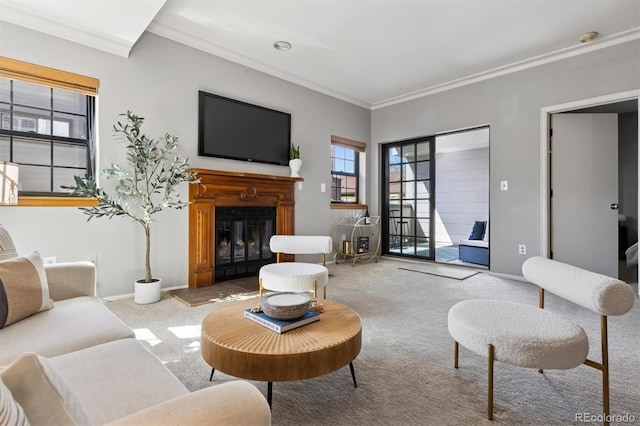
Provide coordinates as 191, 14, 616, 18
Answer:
259, 235, 332, 298
448, 256, 635, 422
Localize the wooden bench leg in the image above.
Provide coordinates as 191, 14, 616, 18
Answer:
488, 344, 494, 421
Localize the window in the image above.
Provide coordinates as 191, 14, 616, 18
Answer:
331, 135, 366, 205
0, 56, 98, 204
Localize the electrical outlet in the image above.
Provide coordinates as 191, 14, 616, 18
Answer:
518, 244, 527, 255
43, 256, 56, 265
500, 181, 509, 191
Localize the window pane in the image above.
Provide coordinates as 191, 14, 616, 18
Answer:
13, 80, 50, 109
344, 159, 355, 173
0, 80, 9, 103
53, 112, 86, 139
388, 147, 402, 165
402, 163, 414, 181
53, 88, 86, 114
416, 180, 430, 198
388, 164, 401, 182
19, 164, 50, 192
401, 146, 412, 163
13, 137, 50, 165
333, 158, 345, 172
54, 143, 86, 168
13, 105, 49, 135
416, 142, 430, 161
53, 167, 82, 192
0, 135, 9, 161
416, 200, 430, 217
402, 181, 416, 199
416, 161, 429, 180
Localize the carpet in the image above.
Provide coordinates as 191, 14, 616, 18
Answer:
105, 259, 640, 425
168, 276, 260, 307
399, 262, 479, 280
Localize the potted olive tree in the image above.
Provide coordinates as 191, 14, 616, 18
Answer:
65, 111, 199, 304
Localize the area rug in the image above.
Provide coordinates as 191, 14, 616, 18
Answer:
168, 277, 259, 307
399, 262, 479, 280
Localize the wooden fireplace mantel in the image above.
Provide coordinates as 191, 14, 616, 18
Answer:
188, 169, 302, 288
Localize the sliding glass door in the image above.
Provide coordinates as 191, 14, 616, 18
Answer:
382, 127, 490, 265
382, 137, 435, 259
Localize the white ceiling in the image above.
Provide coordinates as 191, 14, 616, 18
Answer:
1, 0, 638, 109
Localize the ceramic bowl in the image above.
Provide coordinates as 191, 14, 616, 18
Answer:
261, 292, 311, 320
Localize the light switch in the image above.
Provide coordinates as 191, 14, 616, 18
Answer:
320, 183, 326, 193
297, 181, 303, 190
500, 181, 508, 191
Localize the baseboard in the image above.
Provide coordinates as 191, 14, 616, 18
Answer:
101, 284, 188, 302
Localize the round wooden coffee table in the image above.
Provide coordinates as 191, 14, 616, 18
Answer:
201, 297, 362, 406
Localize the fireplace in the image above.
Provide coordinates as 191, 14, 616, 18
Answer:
215, 206, 276, 280
188, 169, 301, 287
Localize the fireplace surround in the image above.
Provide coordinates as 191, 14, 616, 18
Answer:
188, 169, 302, 288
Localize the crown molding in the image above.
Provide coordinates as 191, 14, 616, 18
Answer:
372, 27, 640, 110
0, 4, 133, 58
146, 21, 371, 109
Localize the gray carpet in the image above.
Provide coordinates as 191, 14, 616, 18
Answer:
105, 258, 640, 425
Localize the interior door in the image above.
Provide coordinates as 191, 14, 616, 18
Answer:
551, 113, 618, 277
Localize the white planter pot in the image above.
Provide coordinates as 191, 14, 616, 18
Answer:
289, 158, 302, 177
134, 278, 162, 304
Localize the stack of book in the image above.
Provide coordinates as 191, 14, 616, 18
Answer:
244, 308, 320, 333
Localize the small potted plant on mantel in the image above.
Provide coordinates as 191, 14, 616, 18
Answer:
64, 111, 200, 304
289, 143, 302, 177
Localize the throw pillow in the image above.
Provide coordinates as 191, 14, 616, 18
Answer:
0, 379, 30, 426
0, 353, 90, 426
469, 221, 487, 240
0, 251, 53, 328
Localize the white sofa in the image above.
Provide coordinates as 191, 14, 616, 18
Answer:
0, 226, 271, 425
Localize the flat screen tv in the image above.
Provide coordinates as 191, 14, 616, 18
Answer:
198, 91, 291, 166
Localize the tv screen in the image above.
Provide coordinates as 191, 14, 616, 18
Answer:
198, 91, 291, 166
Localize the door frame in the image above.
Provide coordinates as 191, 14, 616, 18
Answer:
539, 89, 640, 258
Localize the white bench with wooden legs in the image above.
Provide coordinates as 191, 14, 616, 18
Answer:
448, 256, 635, 424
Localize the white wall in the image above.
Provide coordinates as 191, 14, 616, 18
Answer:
0, 23, 370, 297
435, 147, 489, 244
372, 40, 640, 276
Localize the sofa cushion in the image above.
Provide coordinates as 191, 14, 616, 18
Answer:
0, 296, 134, 367
468, 221, 487, 240
48, 338, 188, 425
0, 378, 29, 426
0, 251, 53, 328
0, 353, 90, 426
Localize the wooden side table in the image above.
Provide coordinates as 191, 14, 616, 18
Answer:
201, 298, 362, 407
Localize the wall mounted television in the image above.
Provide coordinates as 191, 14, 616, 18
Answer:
198, 91, 291, 166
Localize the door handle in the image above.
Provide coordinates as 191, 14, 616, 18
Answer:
610, 203, 619, 210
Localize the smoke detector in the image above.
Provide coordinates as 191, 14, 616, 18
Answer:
578, 31, 598, 43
